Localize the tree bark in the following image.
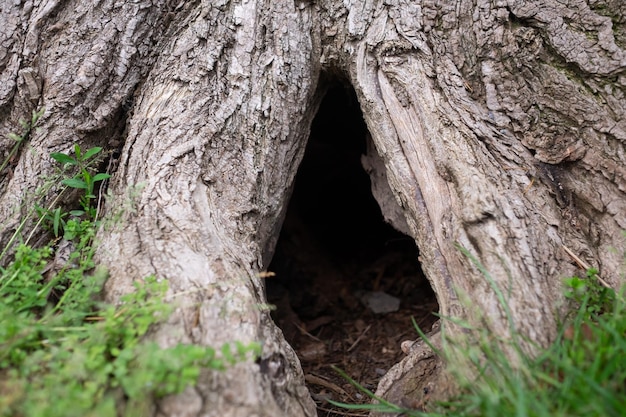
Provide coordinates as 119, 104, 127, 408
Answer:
1, 0, 625, 416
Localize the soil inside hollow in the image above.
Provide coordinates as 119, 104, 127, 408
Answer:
266, 83, 439, 417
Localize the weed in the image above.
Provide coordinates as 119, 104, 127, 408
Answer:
50, 145, 110, 220
563, 268, 616, 320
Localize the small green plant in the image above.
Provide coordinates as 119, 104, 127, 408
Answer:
33, 206, 67, 238
563, 268, 616, 320
29, 145, 110, 239
50, 145, 111, 220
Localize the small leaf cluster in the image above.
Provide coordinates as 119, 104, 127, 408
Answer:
50, 145, 111, 223
563, 268, 616, 320
32, 145, 110, 239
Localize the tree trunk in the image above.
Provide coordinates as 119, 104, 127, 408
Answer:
1, 0, 625, 416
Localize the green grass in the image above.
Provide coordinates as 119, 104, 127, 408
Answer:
332, 247, 626, 417
0, 115, 261, 416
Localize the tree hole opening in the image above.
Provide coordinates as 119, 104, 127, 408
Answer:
267, 81, 439, 412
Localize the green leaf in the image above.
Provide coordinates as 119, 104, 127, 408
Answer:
221, 344, 236, 364
53, 208, 62, 237
32, 108, 45, 125
326, 399, 401, 412
92, 173, 111, 182
74, 144, 83, 161
83, 147, 103, 161
8, 132, 22, 142
50, 153, 77, 165
73, 144, 82, 159
62, 178, 88, 189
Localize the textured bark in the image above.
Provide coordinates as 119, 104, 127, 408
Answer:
1, 0, 625, 416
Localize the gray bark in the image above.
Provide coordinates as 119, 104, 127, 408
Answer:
1, 0, 625, 415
